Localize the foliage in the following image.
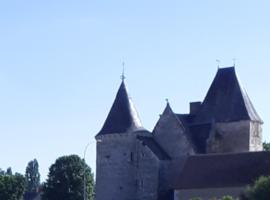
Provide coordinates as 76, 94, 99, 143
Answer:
25, 158, 40, 193
0, 168, 5, 175
190, 196, 235, 200
221, 196, 234, 200
0, 169, 26, 200
6, 167, 12, 175
263, 142, 270, 151
241, 176, 270, 200
42, 154, 95, 200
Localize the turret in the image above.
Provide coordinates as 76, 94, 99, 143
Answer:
194, 67, 263, 153
95, 79, 147, 200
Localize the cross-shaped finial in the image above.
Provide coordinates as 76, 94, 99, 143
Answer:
120, 62, 126, 81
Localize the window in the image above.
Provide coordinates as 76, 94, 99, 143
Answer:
130, 152, 134, 162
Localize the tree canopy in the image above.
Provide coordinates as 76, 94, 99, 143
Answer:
0, 169, 26, 200
263, 142, 270, 151
42, 154, 95, 200
241, 176, 270, 200
25, 158, 40, 193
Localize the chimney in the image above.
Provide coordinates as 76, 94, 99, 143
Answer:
190, 102, 202, 115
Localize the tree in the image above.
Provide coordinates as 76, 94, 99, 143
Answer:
42, 154, 95, 200
263, 142, 270, 151
25, 159, 40, 193
221, 196, 234, 200
241, 176, 270, 200
0, 168, 4, 175
6, 167, 12, 175
0, 169, 26, 200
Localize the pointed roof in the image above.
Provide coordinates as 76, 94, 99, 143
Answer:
97, 80, 144, 136
163, 102, 174, 115
195, 67, 262, 123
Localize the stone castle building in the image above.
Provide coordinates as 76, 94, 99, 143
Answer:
95, 67, 270, 200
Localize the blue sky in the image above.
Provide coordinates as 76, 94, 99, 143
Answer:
0, 0, 270, 181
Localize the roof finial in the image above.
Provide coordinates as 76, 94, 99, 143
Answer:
120, 62, 126, 81
216, 59, 221, 70
233, 58, 236, 67
165, 98, 169, 104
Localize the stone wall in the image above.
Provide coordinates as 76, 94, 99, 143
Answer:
207, 121, 250, 153
249, 121, 263, 151
207, 120, 263, 153
95, 133, 138, 200
159, 158, 187, 192
136, 139, 160, 200
154, 112, 195, 158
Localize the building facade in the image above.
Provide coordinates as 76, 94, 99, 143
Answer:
95, 67, 268, 200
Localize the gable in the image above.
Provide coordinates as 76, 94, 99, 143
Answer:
153, 104, 195, 158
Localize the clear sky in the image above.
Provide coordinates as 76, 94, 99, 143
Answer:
0, 0, 270, 181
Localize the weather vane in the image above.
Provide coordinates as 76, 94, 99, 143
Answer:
216, 59, 221, 69
120, 62, 126, 81
233, 58, 236, 67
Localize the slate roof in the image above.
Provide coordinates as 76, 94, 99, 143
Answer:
97, 81, 144, 136
176, 114, 195, 124
166, 67, 263, 154
174, 151, 270, 189
137, 136, 171, 160
195, 67, 262, 123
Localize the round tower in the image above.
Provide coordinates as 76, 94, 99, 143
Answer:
95, 80, 145, 200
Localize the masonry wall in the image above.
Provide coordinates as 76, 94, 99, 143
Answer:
249, 121, 263, 151
207, 120, 263, 153
159, 158, 187, 191
95, 133, 138, 200
154, 113, 195, 158
174, 187, 244, 200
207, 120, 251, 153
136, 139, 160, 200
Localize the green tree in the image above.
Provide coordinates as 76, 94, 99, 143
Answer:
25, 158, 40, 193
6, 167, 12, 175
42, 154, 94, 200
0, 170, 26, 200
241, 176, 270, 200
263, 142, 270, 151
221, 196, 234, 200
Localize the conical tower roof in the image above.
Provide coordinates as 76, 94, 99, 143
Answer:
97, 80, 144, 136
195, 67, 263, 123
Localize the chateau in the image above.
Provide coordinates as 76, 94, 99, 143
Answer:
95, 67, 270, 200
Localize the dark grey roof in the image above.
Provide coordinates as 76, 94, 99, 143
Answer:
97, 81, 144, 136
195, 67, 262, 123
174, 151, 270, 189
176, 114, 195, 124
137, 136, 171, 160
